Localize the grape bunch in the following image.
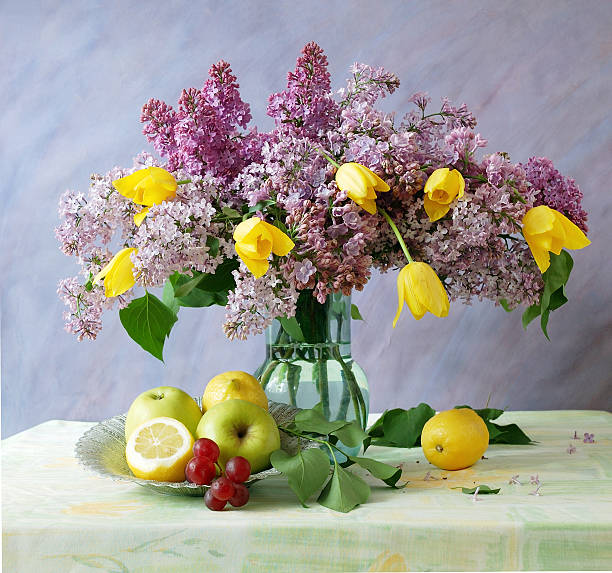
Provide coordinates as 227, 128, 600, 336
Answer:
185, 438, 251, 511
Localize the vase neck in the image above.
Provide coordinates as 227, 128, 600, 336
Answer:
267, 291, 353, 352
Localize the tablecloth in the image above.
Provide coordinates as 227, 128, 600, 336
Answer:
2, 410, 611, 572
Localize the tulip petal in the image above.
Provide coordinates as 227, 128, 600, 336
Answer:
113, 170, 148, 201
423, 168, 450, 196
336, 165, 368, 199
409, 262, 449, 318
522, 205, 555, 236
138, 167, 178, 205
235, 244, 269, 278
423, 196, 450, 222
233, 216, 264, 242
134, 207, 149, 227
452, 169, 466, 199
392, 267, 408, 328
264, 221, 295, 256
557, 212, 591, 250
93, 248, 137, 297
353, 163, 390, 192
527, 240, 551, 273
360, 199, 378, 215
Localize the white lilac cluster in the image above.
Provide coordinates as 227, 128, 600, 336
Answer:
223, 267, 298, 340
131, 178, 229, 287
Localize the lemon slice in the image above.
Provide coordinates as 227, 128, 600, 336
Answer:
125, 417, 194, 482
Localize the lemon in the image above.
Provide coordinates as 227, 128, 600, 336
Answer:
125, 417, 194, 482
202, 370, 268, 413
421, 408, 489, 470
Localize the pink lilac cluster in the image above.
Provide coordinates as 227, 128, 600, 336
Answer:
267, 42, 339, 140
521, 157, 588, 233
141, 61, 261, 182
57, 42, 588, 342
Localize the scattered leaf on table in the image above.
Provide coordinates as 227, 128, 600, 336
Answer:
452, 485, 500, 494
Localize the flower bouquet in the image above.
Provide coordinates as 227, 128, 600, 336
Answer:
57, 42, 590, 426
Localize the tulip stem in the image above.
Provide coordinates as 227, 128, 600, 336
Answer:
379, 208, 414, 263
316, 149, 341, 169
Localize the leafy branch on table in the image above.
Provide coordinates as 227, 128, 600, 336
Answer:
271, 403, 533, 513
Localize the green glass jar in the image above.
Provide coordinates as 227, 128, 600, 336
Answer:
255, 291, 369, 455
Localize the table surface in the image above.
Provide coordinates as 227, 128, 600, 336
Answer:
2, 410, 612, 572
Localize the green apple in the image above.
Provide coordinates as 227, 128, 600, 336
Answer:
124, 386, 202, 442
195, 399, 280, 473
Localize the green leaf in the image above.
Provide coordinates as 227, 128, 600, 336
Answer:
541, 250, 573, 310
548, 286, 568, 311
487, 423, 533, 445
472, 407, 505, 422
221, 206, 241, 219
351, 303, 364, 321
367, 404, 435, 448
270, 448, 330, 507
522, 304, 541, 329
162, 276, 180, 315
294, 406, 349, 436
278, 316, 305, 342
119, 292, 177, 361
247, 199, 276, 214
331, 421, 369, 448
318, 465, 370, 512
173, 273, 207, 298
177, 289, 227, 308
499, 298, 513, 312
206, 235, 220, 257
456, 405, 533, 444
452, 485, 500, 495
525, 250, 574, 337
348, 456, 402, 487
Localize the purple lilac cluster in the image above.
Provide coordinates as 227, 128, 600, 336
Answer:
521, 157, 588, 233
56, 42, 588, 342
141, 61, 260, 182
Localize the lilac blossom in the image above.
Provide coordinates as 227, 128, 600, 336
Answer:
521, 157, 588, 232
57, 42, 589, 345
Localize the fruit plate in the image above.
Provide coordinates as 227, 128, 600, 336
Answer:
75, 400, 303, 497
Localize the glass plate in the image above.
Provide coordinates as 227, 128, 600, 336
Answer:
75, 400, 302, 496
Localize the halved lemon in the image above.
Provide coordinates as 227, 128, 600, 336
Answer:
125, 416, 194, 482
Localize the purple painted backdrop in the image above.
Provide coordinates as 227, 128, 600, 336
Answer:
1, 1, 611, 436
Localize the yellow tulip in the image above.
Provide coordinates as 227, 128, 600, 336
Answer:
393, 262, 450, 326
93, 247, 138, 297
522, 205, 590, 273
113, 167, 177, 225
335, 162, 390, 214
233, 217, 295, 278
133, 207, 150, 227
423, 168, 465, 222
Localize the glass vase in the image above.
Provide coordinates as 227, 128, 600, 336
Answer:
255, 291, 369, 455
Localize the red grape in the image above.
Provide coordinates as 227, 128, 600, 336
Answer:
204, 489, 226, 511
185, 457, 216, 485
210, 477, 235, 501
193, 438, 220, 463
229, 483, 250, 507
225, 456, 251, 484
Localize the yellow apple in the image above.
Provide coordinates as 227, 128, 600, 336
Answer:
124, 386, 202, 442
195, 399, 280, 473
